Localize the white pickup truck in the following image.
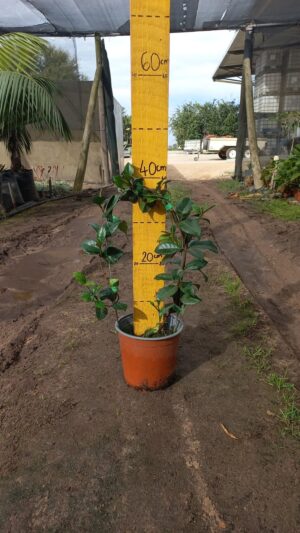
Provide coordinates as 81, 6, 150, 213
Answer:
184, 136, 251, 160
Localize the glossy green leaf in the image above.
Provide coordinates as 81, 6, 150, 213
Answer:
113, 302, 128, 311
90, 223, 100, 232
103, 246, 124, 264
155, 241, 182, 256
109, 278, 119, 293
179, 218, 201, 237
104, 194, 120, 215
175, 197, 193, 217
154, 273, 174, 281
97, 226, 106, 244
192, 240, 218, 253
95, 303, 108, 320
123, 162, 134, 178
99, 288, 116, 301
81, 240, 100, 255
180, 294, 202, 305
156, 284, 178, 301
185, 258, 208, 271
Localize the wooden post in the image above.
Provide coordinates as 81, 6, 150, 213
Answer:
73, 34, 101, 192
234, 69, 247, 181
243, 27, 263, 189
96, 38, 110, 185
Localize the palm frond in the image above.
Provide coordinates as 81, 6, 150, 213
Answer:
0, 33, 47, 74
0, 71, 71, 143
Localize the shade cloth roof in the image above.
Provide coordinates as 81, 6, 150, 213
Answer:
214, 25, 300, 81
1, 0, 300, 36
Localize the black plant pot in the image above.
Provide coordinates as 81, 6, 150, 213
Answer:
15, 169, 39, 203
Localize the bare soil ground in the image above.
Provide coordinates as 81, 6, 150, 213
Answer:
0, 187, 299, 532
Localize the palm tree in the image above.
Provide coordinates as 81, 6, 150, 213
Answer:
0, 33, 71, 172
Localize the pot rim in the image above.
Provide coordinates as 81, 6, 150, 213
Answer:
115, 313, 184, 341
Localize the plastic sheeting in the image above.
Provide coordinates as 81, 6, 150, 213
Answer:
1, 0, 300, 36
214, 27, 300, 81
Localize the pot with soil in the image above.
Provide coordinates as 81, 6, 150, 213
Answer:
74, 163, 217, 391
293, 188, 300, 202
116, 314, 183, 389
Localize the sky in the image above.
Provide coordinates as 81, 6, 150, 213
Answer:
49, 30, 240, 143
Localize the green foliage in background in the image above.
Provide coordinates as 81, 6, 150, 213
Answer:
36, 44, 88, 81
170, 100, 239, 147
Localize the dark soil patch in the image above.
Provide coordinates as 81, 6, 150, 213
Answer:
0, 191, 299, 531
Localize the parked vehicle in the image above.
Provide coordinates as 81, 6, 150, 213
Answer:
183, 139, 201, 154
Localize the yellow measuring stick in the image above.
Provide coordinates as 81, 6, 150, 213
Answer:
131, 0, 170, 335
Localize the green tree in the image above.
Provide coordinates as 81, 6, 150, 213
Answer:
36, 44, 87, 81
170, 100, 239, 147
122, 110, 131, 145
0, 33, 71, 171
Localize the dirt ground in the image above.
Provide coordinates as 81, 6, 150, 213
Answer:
0, 178, 299, 532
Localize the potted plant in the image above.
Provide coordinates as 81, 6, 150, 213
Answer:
74, 163, 217, 390
274, 145, 300, 198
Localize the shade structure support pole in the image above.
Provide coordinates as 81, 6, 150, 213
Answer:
131, 0, 170, 335
243, 27, 263, 189
73, 34, 102, 192
234, 68, 247, 181
97, 38, 111, 185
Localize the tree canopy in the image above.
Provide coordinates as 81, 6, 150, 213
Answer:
170, 100, 239, 147
36, 44, 87, 81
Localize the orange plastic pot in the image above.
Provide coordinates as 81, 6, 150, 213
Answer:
115, 314, 183, 390
293, 189, 300, 202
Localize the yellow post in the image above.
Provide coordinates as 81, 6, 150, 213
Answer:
131, 0, 170, 335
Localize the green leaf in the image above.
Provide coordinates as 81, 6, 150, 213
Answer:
93, 196, 106, 207
190, 239, 218, 254
123, 162, 134, 178
156, 284, 178, 301
104, 194, 120, 215
103, 246, 124, 264
155, 273, 174, 281
156, 269, 183, 281
143, 325, 161, 338
81, 240, 100, 255
81, 292, 93, 302
105, 217, 120, 236
179, 218, 201, 238
113, 302, 128, 311
188, 241, 205, 259
118, 220, 128, 235
165, 202, 174, 211
180, 294, 202, 305
185, 258, 208, 271
155, 242, 182, 256
99, 288, 116, 301
175, 197, 193, 217
113, 174, 130, 189
73, 271, 87, 285
109, 278, 119, 293
96, 226, 106, 244
159, 303, 182, 316
95, 304, 108, 320
90, 223, 100, 232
